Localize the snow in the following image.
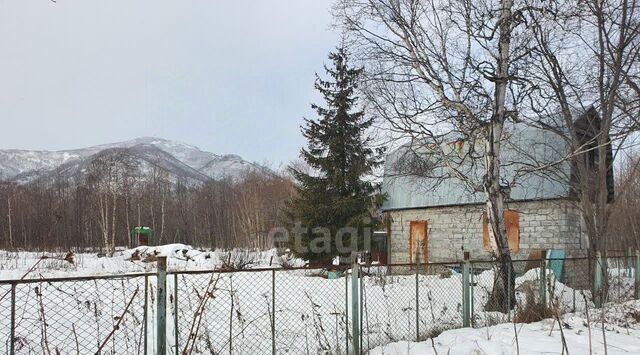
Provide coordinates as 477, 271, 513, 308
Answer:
370, 302, 640, 354
0, 245, 305, 280
1, 248, 638, 354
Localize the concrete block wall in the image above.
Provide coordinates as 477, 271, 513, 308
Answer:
386, 199, 586, 263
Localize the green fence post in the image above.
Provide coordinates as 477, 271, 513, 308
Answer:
359, 270, 363, 353
345, 271, 349, 355
635, 250, 640, 300
10, 282, 15, 355
594, 251, 603, 308
157, 256, 167, 355
351, 254, 360, 355
540, 257, 547, 307
174, 273, 179, 355
470, 262, 475, 328
143, 275, 148, 355
462, 252, 471, 327
272, 269, 276, 355
507, 262, 512, 322
617, 257, 622, 302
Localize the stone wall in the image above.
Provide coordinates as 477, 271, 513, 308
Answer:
385, 199, 586, 263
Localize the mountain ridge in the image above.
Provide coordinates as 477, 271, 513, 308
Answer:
0, 137, 266, 185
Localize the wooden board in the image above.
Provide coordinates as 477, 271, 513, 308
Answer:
525, 249, 546, 271
483, 210, 520, 252
504, 210, 520, 252
409, 221, 428, 263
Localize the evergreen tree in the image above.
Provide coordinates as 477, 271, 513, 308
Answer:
286, 47, 384, 261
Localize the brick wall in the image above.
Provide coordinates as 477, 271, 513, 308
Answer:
386, 199, 586, 263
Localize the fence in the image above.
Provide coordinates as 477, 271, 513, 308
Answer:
1, 252, 639, 354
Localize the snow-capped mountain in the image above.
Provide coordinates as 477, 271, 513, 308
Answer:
0, 137, 266, 185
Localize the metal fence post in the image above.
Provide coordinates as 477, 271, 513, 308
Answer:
345, 270, 349, 355
10, 282, 16, 355
272, 269, 276, 355
617, 257, 622, 302
470, 262, 475, 328
507, 263, 512, 322
359, 269, 363, 353
157, 256, 167, 355
144, 275, 148, 355
415, 248, 420, 341
540, 257, 547, 307
594, 251, 603, 308
571, 271, 576, 312
462, 252, 471, 328
351, 255, 360, 355
174, 273, 179, 355
635, 250, 640, 300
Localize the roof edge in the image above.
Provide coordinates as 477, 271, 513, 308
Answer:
381, 196, 577, 212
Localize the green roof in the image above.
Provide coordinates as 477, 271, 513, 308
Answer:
131, 227, 153, 236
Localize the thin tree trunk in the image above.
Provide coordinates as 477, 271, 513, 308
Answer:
160, 188, 166, 244
125, 194, 131, 248
110, 192, 117, 255
485, 0, 516, 312
7, 195, 13, 249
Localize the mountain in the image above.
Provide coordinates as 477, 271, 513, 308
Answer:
0, 137, 266, 185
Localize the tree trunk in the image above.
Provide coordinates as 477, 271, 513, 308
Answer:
98, 193, 110, 255
125, 194, 131, 248
484, 0, 515, 313
484, 123, 516, 312
110, 192, 117, 255
160, 188, 166, 245
7, 195, 13, 249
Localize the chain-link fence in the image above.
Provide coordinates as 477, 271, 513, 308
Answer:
1, 254, 639, 354
0, 273, 152, 354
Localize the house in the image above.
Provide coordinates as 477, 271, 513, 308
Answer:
381, 111, 613, 263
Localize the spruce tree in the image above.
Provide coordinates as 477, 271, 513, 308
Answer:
286, 47, 383, 262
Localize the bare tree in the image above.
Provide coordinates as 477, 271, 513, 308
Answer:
0, 182, 17, 249
7, 185, 14, 249
87, 150, 137, 255
522, 0, 640, 254
0, 162, 294, 252
334, 0, 539, 311
607, 153, 640, 250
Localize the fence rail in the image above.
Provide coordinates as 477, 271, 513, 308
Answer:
1, 253, 639, 354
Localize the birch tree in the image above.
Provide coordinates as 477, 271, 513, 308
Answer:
334, 0, 537, 310
7, 189, 13, 249
88, 150, 136, 255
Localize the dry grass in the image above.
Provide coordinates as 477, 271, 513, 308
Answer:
514, 280, 557, 323
627, 309, 640, 323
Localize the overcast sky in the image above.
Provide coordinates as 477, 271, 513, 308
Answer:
0, 0, 338, 166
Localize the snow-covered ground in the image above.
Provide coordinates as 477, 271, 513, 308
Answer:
371, 300, 640, 354
0, 246, 637, 354
0, 244, 305, 280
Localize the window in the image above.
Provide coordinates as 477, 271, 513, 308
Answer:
482, 210, 520, 252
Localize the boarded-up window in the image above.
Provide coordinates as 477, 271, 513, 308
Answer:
483, 210, 520, 252
409, 221, 428, 263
